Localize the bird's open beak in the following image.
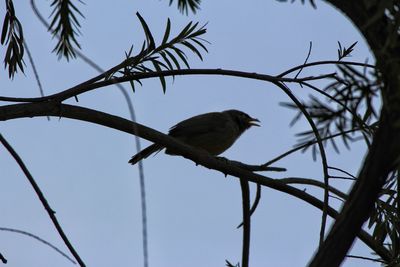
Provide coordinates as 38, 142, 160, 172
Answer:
248, 117, 260, 127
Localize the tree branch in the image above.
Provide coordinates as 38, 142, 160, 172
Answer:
273, 81, 330, 246
29, 2, 150, 264
0, 101, 391, 262
309, 1, 400, 266
239, 179, 251, 267
0, 68, 334, 103
0, 133, 85, 266
280, 177, 347, 200
0, 227, 76, 264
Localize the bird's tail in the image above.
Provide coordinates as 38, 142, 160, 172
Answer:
129, 144, 163, 165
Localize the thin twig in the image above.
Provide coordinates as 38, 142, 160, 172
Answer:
0, 227, 76, 264
225, 159, 286, 172
277, 60, 375, 78
272, 81, 330, 246
0, 69, 336, 103
329, 194, 345, 202
0, 134, 86, 266
30, 2, 149, 266
23, 39, 49, 121
264, 127, 363, 167
280, 177, 347, 200
328, 166, 356, 179
239, 178, 251, 267
237, 183, 261, 228
294, 41, 313, 79
329, 176, 356, 181
300, 81, 371, 131
346, 254, 385, 263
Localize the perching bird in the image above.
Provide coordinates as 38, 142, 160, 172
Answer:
128, 109, 260, 165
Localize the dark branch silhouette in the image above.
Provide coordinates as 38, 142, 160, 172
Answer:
0, 227, 76, 264
0, 134, 86, 266
0, 101, 390, 261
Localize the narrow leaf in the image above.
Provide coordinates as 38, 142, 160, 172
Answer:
191, 38, 208, 52
161, 18, 171, 45
181, 40, 203, 60
1, 14, 10, 44
171, 46, 190, 68
136, 12, 155, 50
165, 49, 181, 70
176, 22, 192, 40
152, 61, 167, 93
159, 51, 173, 70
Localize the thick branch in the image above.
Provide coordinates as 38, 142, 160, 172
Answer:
0, 101, 390, 261
309, 1, 400, 266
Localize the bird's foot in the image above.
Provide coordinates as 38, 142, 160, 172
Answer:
215, 156, 231, 177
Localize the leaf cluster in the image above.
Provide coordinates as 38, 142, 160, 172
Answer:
282, 64, 379, 159
337, 41, 357, 61
49, 0, 84, 60
168, 0, 201, 14
369, 172, 400, 266
1, 0, 24, 78
116, 13, 208, 93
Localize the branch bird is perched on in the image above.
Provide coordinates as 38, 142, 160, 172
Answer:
129, 110, 260, 165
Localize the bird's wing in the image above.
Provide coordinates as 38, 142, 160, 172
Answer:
168, 112, 229, 137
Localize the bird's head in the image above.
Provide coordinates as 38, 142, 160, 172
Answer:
224, 109, 260, 132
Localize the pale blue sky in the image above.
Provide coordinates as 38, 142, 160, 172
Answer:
1, 1, 378, 266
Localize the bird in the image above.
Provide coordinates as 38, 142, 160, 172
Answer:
128, 109, 260, 165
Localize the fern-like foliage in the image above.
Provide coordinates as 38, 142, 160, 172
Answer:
225, 260, 240, 267
113, 12, 208, 93
49, 0, 84, 60
168, 0, 201, 14
276, 0, 317, 9
282, 64, 380, 159
337, 41, 357, 60
368, 172, 400, 265
1, 0, 24, 78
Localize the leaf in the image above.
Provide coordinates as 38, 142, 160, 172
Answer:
165, 49, 181, 70
159, 51, 173, 70
337, 41, 342, 60
161, 18, 171, 45
49, 0, 84, 60
176, 22, 192, 40
186, 21, 199, 36
129, 80, 135, 93
169, 0, 201, 14
136, 12, 155, 50
337, 41, 358, 60
181, 40, 203, 60
153, 58, 169, 70
187, 27, 207, 39
171, 46, 190, 68
191, 38, 208, 52
1, 13, 10, 44
152, 61, 167, 93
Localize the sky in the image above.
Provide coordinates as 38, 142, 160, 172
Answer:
1, 1, 380, 267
